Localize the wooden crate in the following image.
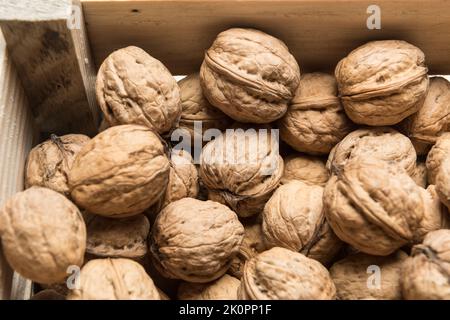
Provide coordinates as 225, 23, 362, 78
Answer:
1, 0, 450, 299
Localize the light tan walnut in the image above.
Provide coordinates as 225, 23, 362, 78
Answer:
25, 134, 90, 196
238, 247, 336, 300
327, 127, 416, 177
199, 128, 283, 217
69, 125, 170, 218
335, 40, 429, 126
67, 258, 160, 300
330, 251, 408, 300
278, 72, 354, 154
177, 274, 240, 300
401, 229, 450, 299
200, 28, 300, 123
96, 46, 181, 135
150, 198, 244, 283
426, 132, 450, 184
281, 153, 329, 186
0, 187, 86, 284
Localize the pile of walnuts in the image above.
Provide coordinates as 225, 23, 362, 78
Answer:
1, 28, 450, 300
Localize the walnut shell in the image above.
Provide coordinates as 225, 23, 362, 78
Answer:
177, 274, 240, 300
330, 251, 408, 300
69, 125, 170, 218
434, 158, 450, 210
262, 181, 342, 265
326, 127, 417, 177
199, 129, 284, 217
200, 28, 300, 123
278, 72, 354, 154
401, 229, 450, 299
281, 153, 329, 186
335, 40, 429, 126
238, 247, 336, 300
67, 258, 160, 300
0, 187, 86, 284
96, 46, 181, 134
150, 198, 244, 283
86, 214, 150, 260
426, 132, 450, 184
25, 134, 90, 196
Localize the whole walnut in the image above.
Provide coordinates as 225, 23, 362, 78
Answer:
278, 72, 354, 154
177, 73, 232, 144
238, 247, 336, 300
262, 181, 342, 266
281, 153, 329, 186
69, 125, 170, 218
435, 158, 450, 210
178, 274, 240, 300
401, 229, 450, 299
323, 159, 444, 256
86, 214, 150, 261
326, 127, 416, 177
0, 187, 86, 284
199, 128, 284, 217
335, 40, 429, 126
25, 134, 90, 196
96, 46, 181, 135
426, 132, 450, 184
411, 161, 428, 188
150, 198, 244, 283
67, 258, 160, 300
200, 28, 300, 123
330, 251, 408, 300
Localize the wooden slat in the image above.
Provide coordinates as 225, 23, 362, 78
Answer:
0, 0, 99, 138
82, 0, 450, 74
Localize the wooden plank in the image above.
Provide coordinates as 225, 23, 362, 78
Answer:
0, 30, 36, 300
0, 0, 99, 138
82, 0, 450, 74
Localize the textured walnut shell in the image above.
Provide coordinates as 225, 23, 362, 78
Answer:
178, 274, 240, 300
401, 229, 450, 299
0, 187, 86, 284
281, 153, 329, 186
335, 40, 429, 126
434, 158, 450, 211
25, 134, 90, 196
238, 247, 336, 300
330, 251, 408, 300
327, 127, 416, 177
67, 258, 160, 300
69, 125, 170, 218
86, 214, 150, 260
278, 73, 354, 154
96, 46, 181, 134
426, 132, 450, 184
200, 28, 300, 123
199, 129, 284, 217
411, 161, 427, 188
150, 198, 244, 283
262, 181, 342, 266
323, 159, 440, 256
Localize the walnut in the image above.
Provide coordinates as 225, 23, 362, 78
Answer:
330, 251, 408, 300
281, 153, 329, 186
0, 187, 86, 284
150, 198, 244, 283
67, 258, 160, 300
96, 46, 181, 135
178, 274, 240, 300
200, 28, 300, 123
434, 158, 450, 210
426, 132, 450, 184
401, 229, 450, 299
238, 247, 336, 300
278, 72, 354, 154
199, 128, 283, 217
25, 134, 90, 197
69, 125, 170, 218
262, 181, 342, 266
326, 127, 416, 177
323, 159, 445, 256
335, 40, 429, 126
411, 161, 427, 188
86, 214, 150, 261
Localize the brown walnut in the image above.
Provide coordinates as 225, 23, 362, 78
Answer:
281, 153, 329, 186
426, 132, 450, 184
177, 274, 240, 300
